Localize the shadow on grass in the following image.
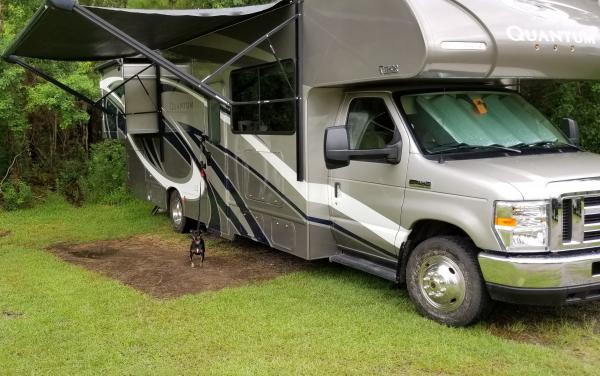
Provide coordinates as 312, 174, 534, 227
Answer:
483, 301, 600, 345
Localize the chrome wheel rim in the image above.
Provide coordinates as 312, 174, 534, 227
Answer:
171, 198, 183, 227
417, 255, 466, 312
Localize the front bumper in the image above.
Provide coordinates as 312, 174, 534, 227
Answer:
478, 250, 600, 305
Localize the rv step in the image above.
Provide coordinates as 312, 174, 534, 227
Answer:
330, 254, 397, 282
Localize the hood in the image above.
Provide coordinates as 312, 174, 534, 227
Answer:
408, 151, 600, 201
445, 151, 600, 200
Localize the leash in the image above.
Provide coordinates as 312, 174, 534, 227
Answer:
190, 131, 210, 268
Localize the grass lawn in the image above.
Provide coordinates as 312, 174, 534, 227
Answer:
1, 195, 599, 375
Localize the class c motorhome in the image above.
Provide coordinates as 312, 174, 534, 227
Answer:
6, 0, 600, 326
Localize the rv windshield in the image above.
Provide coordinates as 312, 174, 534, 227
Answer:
397, 91, 570, 156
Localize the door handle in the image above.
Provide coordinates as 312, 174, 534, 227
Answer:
334, 182, 341, 198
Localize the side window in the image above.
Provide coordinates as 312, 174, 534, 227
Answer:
346, 98, 396, 150
230, 60, 296, 134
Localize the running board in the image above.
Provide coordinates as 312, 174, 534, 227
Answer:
330, 254, 398, 282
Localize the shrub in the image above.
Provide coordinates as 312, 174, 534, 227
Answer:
0, 179, 33, 211
83, 139, 130, 204
57, 154, 87, 206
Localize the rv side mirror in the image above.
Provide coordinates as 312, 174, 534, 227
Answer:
324, 126, 351, 169
560, 118, 580, 147
324, 126, 402, 169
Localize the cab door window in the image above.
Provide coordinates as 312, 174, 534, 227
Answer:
346, 98, 396, 150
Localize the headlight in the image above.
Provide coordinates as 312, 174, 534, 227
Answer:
494, 201, 549, 252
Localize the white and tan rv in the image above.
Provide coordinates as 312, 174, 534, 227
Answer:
6, 0, 600, 326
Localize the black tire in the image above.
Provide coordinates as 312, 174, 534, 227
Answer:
406, 236, 492, 327
169, 190, 188, 233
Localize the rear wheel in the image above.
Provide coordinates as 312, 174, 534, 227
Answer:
406, 236, 492, 327
169, 190, 188, 233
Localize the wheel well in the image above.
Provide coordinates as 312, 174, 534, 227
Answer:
398, 220, 470, 284
166, 187, 177, 210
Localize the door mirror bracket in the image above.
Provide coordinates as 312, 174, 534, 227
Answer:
324, 126, 401, 170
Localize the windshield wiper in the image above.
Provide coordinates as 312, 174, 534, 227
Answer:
427, 142, 471, 154
429, 143, 521, 155
428, 143, 521, 164
512, 141, 582, 151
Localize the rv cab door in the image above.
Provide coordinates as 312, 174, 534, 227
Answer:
328, 93, 408, 262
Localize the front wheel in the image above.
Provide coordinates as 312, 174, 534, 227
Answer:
406, 236, 492, 327
169, 190, 188, 233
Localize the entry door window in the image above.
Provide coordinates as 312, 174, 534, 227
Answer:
346, 98, 396, 150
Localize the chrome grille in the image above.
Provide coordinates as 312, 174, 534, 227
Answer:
562, 199, 573, 242
585, 196, 600, 207
558, 193, 600, 249
586, 213, 600, 224
584, 231, 600, 241
584, 196, 600, 242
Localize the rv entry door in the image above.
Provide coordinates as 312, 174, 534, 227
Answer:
329, 93, 408, 262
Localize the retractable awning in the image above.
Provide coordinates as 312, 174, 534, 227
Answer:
3, 0, 298, 110
2, 0, 303, 180
4, 0, 287, 61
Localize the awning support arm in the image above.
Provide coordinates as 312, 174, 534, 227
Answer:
155, 63, 165, 162
5, 54, 114, 116
72, 4, 230, 107
294, 0, 304, 182
266, 36, 295, 94
200, 13, 298, 88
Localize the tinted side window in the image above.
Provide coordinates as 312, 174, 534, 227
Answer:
231, 60, 295, 134
346, 98, 396, 150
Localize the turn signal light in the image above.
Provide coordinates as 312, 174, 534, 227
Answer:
495, 217, 517, 227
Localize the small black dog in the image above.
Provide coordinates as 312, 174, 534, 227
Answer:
189, 230, 206, 268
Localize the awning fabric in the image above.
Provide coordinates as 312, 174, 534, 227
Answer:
4, 1, 286, 61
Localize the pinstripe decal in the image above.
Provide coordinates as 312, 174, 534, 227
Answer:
206, 153, 269, 245
199, 138, 396, 258
207, 181, 247, 236
204, 173, 221, 232
165, 121, 268, 244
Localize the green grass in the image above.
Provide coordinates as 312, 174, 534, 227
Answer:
1, 195, 600, 375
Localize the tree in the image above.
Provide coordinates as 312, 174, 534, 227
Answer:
521, 81, 600, 154
0, 0, 105, 183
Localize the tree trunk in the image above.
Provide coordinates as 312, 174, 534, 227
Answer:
51, 114, 57, 169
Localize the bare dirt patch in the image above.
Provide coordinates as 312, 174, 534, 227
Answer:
0, 230, 11, 238
48, 235, 312, 298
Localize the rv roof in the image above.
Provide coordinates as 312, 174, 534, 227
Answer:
5, 0, 600, 83
301, 0, 600, 85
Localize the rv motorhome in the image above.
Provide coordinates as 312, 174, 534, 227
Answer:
6, 0, 600, 326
